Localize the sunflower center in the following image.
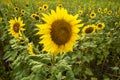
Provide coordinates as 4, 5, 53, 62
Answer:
35, 16, 40, 20
85, 27, 94, 34
91, 14, 94, 16
98, 24, 102, 28
50, 20, 72, 45
13, 22, 20, 33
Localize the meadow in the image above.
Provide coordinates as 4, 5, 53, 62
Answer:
0, 0, 120, 80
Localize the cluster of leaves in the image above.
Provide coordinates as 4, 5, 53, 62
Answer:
0, 0, 120, 80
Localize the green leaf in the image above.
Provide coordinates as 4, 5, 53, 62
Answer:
91, 77, 98, 80
85, 68, 93, 76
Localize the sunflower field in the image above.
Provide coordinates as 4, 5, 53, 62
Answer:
0, 0, 120, 80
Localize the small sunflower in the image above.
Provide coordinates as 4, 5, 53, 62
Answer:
96, 22, 105, 30
38, 7, 43, 12
21, 9, 25, 14
31, 13, 37, 19
98, 8, 102, 13
20, 13, 24, 17
78, 10, 83, 15
90, 11, 96, 18
57, 3, 62, 8
27, 43, 35, 55
8, 17, 25, 38
82, 24, 96, 35
104, 8, 108, 13
107, 10, 112, 15
36, 7, 83, 55
31, 13, 40, 20
43, 4, 48, 10
14, 7, 19, 12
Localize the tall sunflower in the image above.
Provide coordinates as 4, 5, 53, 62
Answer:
8, 17, 25, 38
36, 7, 83, 55
82, 24, 96, 35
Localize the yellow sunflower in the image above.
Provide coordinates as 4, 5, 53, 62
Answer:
57, 3, 62, 8
82, 24, 96, 35
27, 43, 35, 56
8, 17, 25, 38
107, 10, 112, 15
90, 11, 96, 18
78, 10, 83, 15
38, 7, 43, 12
104, 8, 108, 13
98, 8, 102, 13
31, 13, 37, 19
96, 22, 105, 30
21, 9, 25, 14
36, 7, 83, 55
43, 4, 48, 10
14, 7, 19, 12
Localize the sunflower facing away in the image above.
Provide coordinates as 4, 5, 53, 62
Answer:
27, 43, 35, 56
36, 7, 83, 55
82, 24, 96, 35
8, 17, 25, 38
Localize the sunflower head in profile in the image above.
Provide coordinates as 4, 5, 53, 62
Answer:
82, 24, 96, 35
90, 11, 96, 18
96, 22, 105, 30
27, 43, 35, 56
36, 7, 83, 55
8, 17, 25, 38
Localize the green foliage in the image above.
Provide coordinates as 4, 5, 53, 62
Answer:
0, 0, 120, 80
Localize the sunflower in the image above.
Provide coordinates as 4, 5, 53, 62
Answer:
57, 3, 62, 8
36, 7, 83, 55
43, 4, 48, 10
78, 10, 83, 15
8, 17, 25, 38
38, 7, 43, 12
31, 13, 37, 19
90, 11, 96, 18
82, 24, 96, 35
98, 8, 102, 13
20, 13, 24, 17
96, 22, 105, 30
21, 9, 25, 14
31, 13, 40, 20
104, 8, 108, 13
27, 43, 35, 55
107, 10, 112, 15
14, 7, 19, 12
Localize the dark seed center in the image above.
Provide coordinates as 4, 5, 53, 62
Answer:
85, 27, 94, 34
13, 22, 20, 33
98, 24, 102, 28
50, 20, 72, 45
